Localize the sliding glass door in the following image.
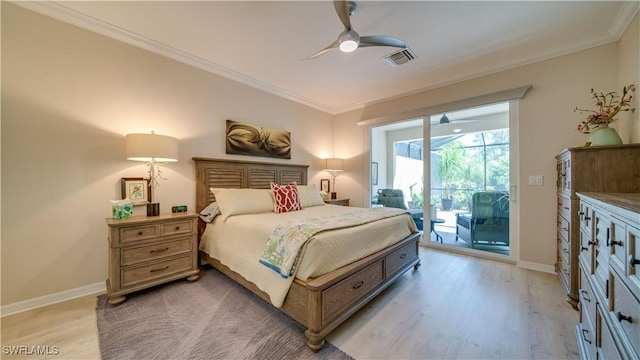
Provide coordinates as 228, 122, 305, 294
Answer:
370, 101, 515, 260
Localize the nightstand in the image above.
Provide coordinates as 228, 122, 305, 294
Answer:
105, 212, 200, 305
324, 198, 350, 206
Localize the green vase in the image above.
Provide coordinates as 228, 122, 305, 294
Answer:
588, 126, 622, 146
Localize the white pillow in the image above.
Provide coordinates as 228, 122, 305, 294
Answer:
210, 188, 274, 221
297, 184, 326, 207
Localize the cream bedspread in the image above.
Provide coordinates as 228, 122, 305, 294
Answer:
200, 204, 418, 307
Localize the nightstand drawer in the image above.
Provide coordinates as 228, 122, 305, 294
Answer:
161, 220, 194, 236
120, 225, 159, 243
121, 255, 192, 288
121, 237, 192, 266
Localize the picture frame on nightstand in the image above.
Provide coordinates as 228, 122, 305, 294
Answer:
121, 177, 151, 205
320, 179, 330, 193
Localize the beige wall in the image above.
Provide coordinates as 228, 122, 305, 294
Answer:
1, 3, 333, 306
331, 13, 639, 267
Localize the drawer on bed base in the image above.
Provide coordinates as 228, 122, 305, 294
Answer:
321, 260, 384, 325
385, 241, 418, 278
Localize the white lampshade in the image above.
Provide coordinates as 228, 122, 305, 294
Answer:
324, 158, 344, 172
126, 133, 178, 162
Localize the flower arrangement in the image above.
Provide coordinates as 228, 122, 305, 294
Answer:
574, 84, 635, 133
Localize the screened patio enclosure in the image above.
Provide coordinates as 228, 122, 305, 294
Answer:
394, 128, 510, 255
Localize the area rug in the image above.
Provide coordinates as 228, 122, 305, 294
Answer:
96, 267, 353, 360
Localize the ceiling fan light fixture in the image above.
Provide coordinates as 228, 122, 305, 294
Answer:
339, 30, 360, 52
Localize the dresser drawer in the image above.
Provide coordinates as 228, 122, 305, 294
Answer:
609, 217, 627, 273
579, 267, 597, 329
161, 220, 194, 236
121, 237, 193, 266
627, 224, 640, 300
557, 252, 569, 282
558, 214, 570, 242
577, 318, 597, 360
322, 260, 384, 325
599, 310, 623, 360
120, 225, 159, 243
558, 196, 571, 221
611, 272, 640, 356
385, 241, 418, 277
121, 255, 192, 288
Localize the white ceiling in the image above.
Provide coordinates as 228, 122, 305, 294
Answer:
19, 1, 640, 114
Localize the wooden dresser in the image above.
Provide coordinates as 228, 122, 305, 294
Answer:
555, 144, 640, 309
105, 212, 200, 305
575, 193, 640, 360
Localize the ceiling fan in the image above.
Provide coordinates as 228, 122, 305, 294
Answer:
430, 114, 479, 127
304, 1, 407, 60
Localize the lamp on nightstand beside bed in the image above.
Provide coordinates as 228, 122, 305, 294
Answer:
125, 131, 178, 216
323, 157, 344, 200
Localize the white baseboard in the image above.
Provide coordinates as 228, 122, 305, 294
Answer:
517, 260, 556, 274
1, 282, 106, 317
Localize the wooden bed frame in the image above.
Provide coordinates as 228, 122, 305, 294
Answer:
193, 157, 421, 351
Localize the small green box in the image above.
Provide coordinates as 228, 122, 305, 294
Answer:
112, 204, 133, 219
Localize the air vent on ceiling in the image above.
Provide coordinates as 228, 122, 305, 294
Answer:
383, 48, 416, 67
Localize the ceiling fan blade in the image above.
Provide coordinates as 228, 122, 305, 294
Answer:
333, 1, 353, 30
303, 39, 340, 60
359, 35, 406, 49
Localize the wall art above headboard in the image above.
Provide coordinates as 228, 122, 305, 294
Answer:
225, 120, 291, 159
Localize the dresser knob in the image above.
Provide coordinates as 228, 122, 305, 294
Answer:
137, 231, 143, 236
175, 226, 180, 230
616, 311, 633, 324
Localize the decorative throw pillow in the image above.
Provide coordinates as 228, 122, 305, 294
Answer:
297, 184, 326, 207
271, 181, 303, 213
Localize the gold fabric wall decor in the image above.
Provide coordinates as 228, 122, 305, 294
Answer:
225, 120, 291, 159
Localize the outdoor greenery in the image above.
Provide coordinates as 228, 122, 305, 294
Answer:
432, 129, 510, 210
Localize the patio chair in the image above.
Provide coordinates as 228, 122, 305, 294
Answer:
455, 191, 509, 247
377, 189, 423, 231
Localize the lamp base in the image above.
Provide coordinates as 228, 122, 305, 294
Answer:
146, 203, 160, 216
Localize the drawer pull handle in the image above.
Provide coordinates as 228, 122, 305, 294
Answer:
137, 231, 144, 236
581, 329, 592, 344
150, 247, 169, 254
352, 281, 365, 290
175, 226, 181, 230
616, 311, 633, 324
588, 240, 596, 246
581, 246, 588, 252
150, 266, 169, 273
629, 255, 640, 268
563, 207, 569, 210
609, 240, 623, 247
580, 290, 590, 302
399, 253, 407, 259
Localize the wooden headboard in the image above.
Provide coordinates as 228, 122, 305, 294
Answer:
193, 157, 309, 212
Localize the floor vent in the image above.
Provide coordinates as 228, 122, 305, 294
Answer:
383, 48, 417, 67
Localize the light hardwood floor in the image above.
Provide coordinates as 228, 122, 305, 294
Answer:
1, 247, 579, 359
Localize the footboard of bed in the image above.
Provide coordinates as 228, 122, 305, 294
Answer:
201, 232, 421, 351
280, 232, 421, 351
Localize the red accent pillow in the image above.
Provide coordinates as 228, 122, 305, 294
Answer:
271, 182, 303, 213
